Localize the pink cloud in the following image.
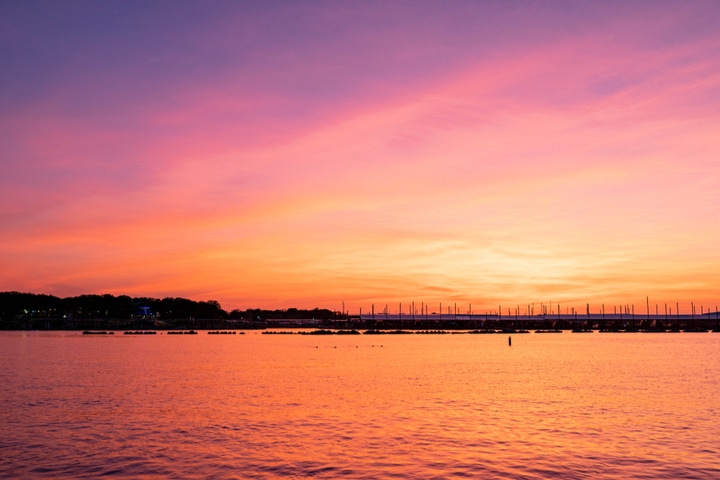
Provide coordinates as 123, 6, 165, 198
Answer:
2, 2, 720, 310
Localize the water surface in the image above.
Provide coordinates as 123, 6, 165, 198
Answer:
1, 331, 718, 478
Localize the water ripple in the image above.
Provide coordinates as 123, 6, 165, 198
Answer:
2, 332, 719, 479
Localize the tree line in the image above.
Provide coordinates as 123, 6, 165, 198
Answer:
0, 291, 338, 321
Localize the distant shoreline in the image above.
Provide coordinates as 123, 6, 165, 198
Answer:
3, 322, 719, 334
2, 291, 719, 332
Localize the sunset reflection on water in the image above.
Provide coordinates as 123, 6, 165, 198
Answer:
1, 331, 718, 478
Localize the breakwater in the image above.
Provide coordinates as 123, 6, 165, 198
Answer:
5, 312, 720, 332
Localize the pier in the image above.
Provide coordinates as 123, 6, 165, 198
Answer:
325, 312, 720, 332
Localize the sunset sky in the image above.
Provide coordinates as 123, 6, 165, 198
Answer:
2, 1, 719, 313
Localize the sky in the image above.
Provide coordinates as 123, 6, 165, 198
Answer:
1, 1, 719, 313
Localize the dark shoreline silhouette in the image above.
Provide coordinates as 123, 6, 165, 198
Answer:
2, 291, 719, 332
0, 291, 334, 331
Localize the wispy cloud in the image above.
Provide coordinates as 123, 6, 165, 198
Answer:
1, 1, 719, 310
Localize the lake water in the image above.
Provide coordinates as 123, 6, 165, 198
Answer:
1, 330, 718, 479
